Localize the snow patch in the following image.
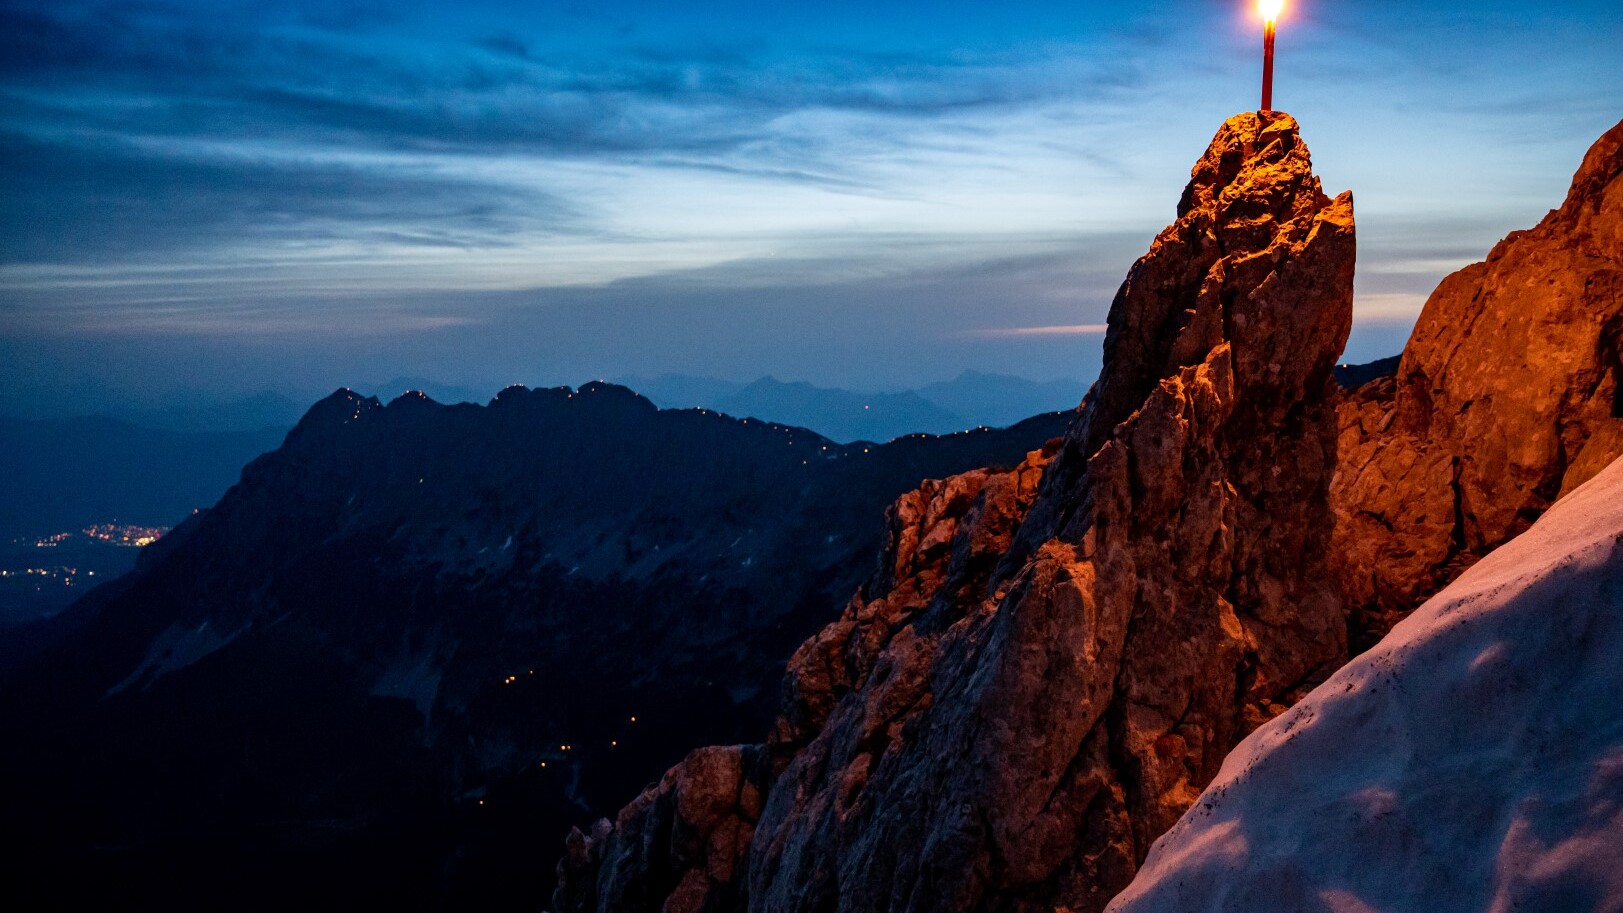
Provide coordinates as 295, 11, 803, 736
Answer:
106, 621, 245, 696
1108, 455, 1623, 913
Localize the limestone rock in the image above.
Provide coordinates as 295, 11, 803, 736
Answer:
770, 443, 1059, 765
745, 110, 1355, 913
1330, 117, 1623, 647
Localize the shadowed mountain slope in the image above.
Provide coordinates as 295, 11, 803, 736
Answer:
0, 382, 1069, 912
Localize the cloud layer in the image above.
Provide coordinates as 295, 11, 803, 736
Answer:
1, 0, 1619, 394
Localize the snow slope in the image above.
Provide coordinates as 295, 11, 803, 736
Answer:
1108, 455, 1623, 913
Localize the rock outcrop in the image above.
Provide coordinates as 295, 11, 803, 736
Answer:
556, 110, 1357, 913
555, 444, 1061, 913
746, 109, 1354, 913
1331, 118, 1623, 646
556, 745, 772, 913
1107, 452, 1623, 913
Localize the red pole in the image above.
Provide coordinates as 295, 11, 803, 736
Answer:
1261, 19, 1276, 111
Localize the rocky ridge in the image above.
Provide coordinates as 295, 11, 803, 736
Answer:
1331, 117, 1623, 646
555, 113, 1623, 913
557, 441, 1062, 913
557, 109, 1359, 913
0, 382, 1072, 913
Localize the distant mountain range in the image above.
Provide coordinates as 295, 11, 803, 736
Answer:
619, 370, 1088, 441
0, 363, 1396, 619
2, 371, 1086, 444
0, 370, 1082, 540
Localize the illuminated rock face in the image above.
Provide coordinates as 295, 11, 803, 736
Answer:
746, 110, 1355, 913
1330, 118, 1623, 649
556, 111, 1358, 913
554, 446, 1061, 913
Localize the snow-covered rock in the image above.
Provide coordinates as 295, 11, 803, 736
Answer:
1107, 455, 1623, 913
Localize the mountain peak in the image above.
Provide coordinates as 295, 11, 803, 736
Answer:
1176, 111, 1317, 218
573, 381, 659, 413
291, 388, 383, 435
1560, 116, 1623, 220
556, 115, 1359, 913
1068, 111, 1353, 497
385, 390, 441, 410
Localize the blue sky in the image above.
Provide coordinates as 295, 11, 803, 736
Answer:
1, 0, 1619, 403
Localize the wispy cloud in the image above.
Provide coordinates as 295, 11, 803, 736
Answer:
1, 0, 1618, 395
0, 0, 1167, 293
965, 324, 1109, 338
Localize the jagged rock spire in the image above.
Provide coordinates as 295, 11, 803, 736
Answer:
743, 109, 1355, 913
553, 112, 1357, 913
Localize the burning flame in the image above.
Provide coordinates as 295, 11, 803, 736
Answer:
1259, 0, 1284, 21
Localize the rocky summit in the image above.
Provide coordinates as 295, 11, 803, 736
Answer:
556, 110, 1359, 913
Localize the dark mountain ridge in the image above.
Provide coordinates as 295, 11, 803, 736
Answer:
0, 381, 1070, 912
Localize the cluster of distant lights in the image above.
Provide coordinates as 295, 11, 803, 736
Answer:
0, 566, 94, 583
0, 563, 127, 586
4, 524, 171, 586
80, 523, 166, 547
27, 525, 166, 549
